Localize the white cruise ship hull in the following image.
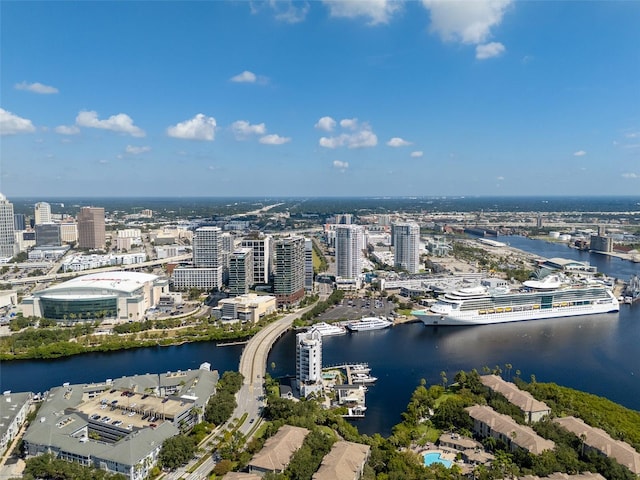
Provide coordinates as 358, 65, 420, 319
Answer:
414, 297, 619, 326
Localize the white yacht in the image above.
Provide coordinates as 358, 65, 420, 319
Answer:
352, 373, 378, 384
346, 317, 393, 332
309, 322, 347, 336
412, 275, 619, 326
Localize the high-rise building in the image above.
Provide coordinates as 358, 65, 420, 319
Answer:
13, 213, 26, 232
77, 207, 105, 250
59, 222, 78, 244
335, 213, 352, 225
304, 238, 314, 291
241, 233, 272, 285
274, 236, 305, 307
228, 248, 253, 296
296, 329, 322, 397
0, 194, 17, 258
34, 202, 52, 225
193, 227, 222, 268
35, 223, 62, 247
393, 222, 421, 274
335, 225, 364, 280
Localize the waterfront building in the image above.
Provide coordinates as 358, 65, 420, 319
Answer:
241, 233, 272, 285
13, 213, 26, 232
304, 238, 314, 291
393, 222, 420, 274
466, 405, 555, 455
228, 247, 253, 296
59, 222, 78, 243
274, 236, 305, 307
554, 417, 640, 475
22, 368, 218, 480
312, 441, 371, 480
335, 225, 364, 280
21, 271, 168, 321
480, 375, 550, 423
77, 206, 106, 250
212, 293, 276, 323
35, 223, 62, 247
0, 391, 32, 455
296, 329, 322, 397
34, 201, 51, 225
590, 235, 613, 253
193, 226, 222, 268
0, 194, 17, 259
248, 425, 310, 475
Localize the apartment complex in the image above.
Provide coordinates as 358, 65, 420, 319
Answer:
228, 248, 254, 296
241, 233, 272, 284
304, 238, 314, 291
335, 225, 364, 279
296, 329, 322, 397
273, 236, 305, 307
393, 222, 420, 274
480, 375, 551, 423
77, 207, 106, 250
248, 425, 310, 475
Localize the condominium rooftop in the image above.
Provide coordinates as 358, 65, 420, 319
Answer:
222, 473, 262, 480
312, 441, 371, 480
466, 405, 555, 455
480, 375, 550, 419
248, 425, 310, 473
520, 473, 606, 480
553, 416, 640, 475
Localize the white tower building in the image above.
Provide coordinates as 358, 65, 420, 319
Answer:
393, 222, 421, 274
296, 329, 322, 398
0, 194, 17, 259
193, 227, 222, 268
34, 202, 52, 225
335, 225, 364, 279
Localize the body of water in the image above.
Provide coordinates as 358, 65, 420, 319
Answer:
1, 237, 639, 437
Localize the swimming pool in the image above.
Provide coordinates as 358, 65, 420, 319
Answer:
423, 452, 453, 468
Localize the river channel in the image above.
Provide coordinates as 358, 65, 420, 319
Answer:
1, 236, 639, 436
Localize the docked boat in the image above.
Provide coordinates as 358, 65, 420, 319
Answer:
346, 317, 393, 332
348, 363, 371, 374
412, 275, 619, 326
352, 373, 378, 384
309, 322, 347, 337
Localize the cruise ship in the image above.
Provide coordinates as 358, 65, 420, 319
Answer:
347, 317, 393, 332
309, 322, 347, 337
412, 275, 619, 326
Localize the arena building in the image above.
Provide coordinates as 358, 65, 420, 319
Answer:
21, 271, 169, 322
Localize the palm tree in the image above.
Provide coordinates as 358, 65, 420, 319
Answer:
505, 363, 513, 381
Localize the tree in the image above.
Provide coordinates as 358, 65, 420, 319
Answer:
159, 435, 197, 470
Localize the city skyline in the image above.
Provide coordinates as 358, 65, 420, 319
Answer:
1, 1, 639, 197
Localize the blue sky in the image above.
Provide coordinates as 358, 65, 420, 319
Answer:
1, 1, 639, 197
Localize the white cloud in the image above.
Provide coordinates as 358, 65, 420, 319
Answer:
125, 145, 151, 154
315, 116, 336, 132
0, 108, 36, 136
573, 150, 587, 157
422, 0, 512, 45
320, 118, 378, 149
167, 114, 217, 141
387, 137, 412, 147
259, 134, 291, 145
230, 70, 268, 84
497, 176, 505, 181
76, 110, 145, 137
55, 125, 80, 135
622, 173, 639, 179
272, 0, 310, 23
476, 42, 506, 60
625, 132, 640, 138
410, 151, 424, 158
323, 0, 402, 25
231, 120, 267, 139
333, 160, 349, 171
15, 81, 59, 94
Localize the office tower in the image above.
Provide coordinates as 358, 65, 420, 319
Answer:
193, 226, 222, 268
274, 236, 305, 307
34, 202, 52, 225
13, 213, 26, 232
0, 194, 17, 258
304, 238, 313, 291
296, 329, 322, 397
393, 222, 420, 274
228, 248, 253, 296
335, 225, 364, 279
59, 222, 78, 244
77, 207, 106, 250
35, 223, 62, 247
241, 233, 272, 284
335, 213, 352, 225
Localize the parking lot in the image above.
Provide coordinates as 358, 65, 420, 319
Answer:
317, 297, 395, 322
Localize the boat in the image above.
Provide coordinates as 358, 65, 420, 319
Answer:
348, 363, 371, 374
411, 275, 619, 326
346, 317, 393, 332
309, 322, 347, 337
351, 373, 378, 384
